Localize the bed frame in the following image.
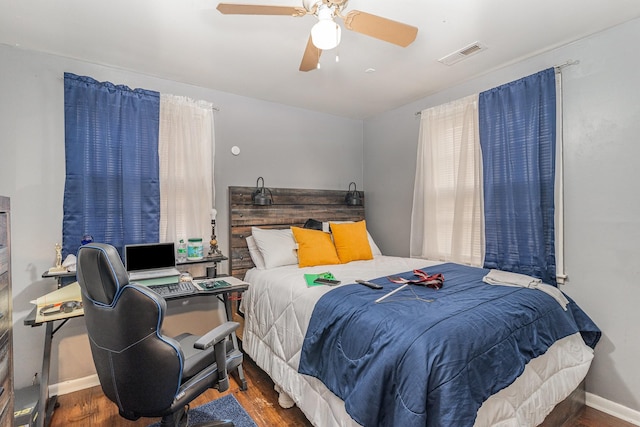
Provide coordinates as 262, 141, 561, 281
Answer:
227, 184, 585, 426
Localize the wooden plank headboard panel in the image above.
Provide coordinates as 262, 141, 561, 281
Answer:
228, 186, 365, 279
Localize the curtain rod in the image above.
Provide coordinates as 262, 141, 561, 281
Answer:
58, 77, 221, 111
554, 59, 580, 70
414, 60, 580, 116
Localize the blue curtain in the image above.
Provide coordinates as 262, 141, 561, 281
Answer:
479, 68, 557, 284
63, 73, 161, 257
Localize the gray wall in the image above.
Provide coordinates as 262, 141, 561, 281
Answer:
0, 45, 363, 389
364, 18, 640, 413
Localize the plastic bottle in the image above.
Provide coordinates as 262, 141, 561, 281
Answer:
177, 239, 187, 262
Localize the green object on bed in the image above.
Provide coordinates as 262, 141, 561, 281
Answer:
304, 272, 337, 287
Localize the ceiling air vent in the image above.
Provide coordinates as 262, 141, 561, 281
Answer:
438, 41, 487, 66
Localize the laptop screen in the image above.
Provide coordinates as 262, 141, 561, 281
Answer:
124, 242, 176, 272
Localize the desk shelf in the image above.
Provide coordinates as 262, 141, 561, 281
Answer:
177, 254, 227, 279
39, 254, 229, 283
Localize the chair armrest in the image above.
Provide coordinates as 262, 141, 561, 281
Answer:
195, 321, 240, 393
193, 321, 239, 350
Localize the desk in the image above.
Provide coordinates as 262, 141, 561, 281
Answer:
24, 279, 248, 427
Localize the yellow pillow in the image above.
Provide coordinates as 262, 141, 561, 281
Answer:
330, 220, 373, 264
291, 226, 341, 268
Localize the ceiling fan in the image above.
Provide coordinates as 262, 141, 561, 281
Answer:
216, 0, 418, 71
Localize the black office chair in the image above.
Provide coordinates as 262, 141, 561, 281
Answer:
76, 242, 243, 427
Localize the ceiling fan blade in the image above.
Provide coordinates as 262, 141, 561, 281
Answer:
216, 3, 306, 16
299, 35, 322, 72
343, 10, 418, 47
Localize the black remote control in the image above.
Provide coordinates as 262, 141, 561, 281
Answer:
314, 278, 341, 285
356, 280, 383, 290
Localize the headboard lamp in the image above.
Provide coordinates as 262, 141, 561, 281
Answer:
252, 177, 273, 206
344, 182, 363, 206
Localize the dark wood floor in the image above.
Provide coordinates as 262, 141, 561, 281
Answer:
49, 355, 311, 427
573, 408, 637, 427
48, 354, 635, 427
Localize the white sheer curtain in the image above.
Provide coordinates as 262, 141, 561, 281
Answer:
158, 94, 215, 244
410, 94, 484, 266
554, 70, 566, 284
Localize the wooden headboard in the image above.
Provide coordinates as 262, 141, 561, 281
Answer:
228, 186, 365, 279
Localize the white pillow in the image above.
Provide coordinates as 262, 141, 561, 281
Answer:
323, 221, 383, 256
250, 227, 298, 269
367, 233, 383, 256
246, 235, 266, 270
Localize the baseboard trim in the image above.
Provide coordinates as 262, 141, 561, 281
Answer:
586, 392, 640, 426
50, 374, 100, 396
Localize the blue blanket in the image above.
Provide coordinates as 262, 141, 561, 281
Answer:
299, 263, 600, 427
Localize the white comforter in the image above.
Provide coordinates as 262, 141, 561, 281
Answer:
241, 256, 594, 427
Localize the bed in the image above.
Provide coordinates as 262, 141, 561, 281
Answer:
228, 186, 600, 427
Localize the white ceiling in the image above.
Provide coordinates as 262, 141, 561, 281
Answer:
2, 0, 640, 119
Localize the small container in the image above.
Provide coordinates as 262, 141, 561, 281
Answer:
187, 238, 204, 260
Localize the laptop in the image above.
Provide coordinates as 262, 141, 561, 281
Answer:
124, 242, 181, 281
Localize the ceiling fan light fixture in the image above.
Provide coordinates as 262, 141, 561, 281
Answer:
311, 19, 341, 50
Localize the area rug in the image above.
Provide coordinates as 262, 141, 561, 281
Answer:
148, 394, 257, 427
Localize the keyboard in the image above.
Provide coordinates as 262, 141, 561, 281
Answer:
148, 281, 196, 298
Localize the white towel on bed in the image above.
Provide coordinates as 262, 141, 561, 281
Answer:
483, 269, 569, 310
